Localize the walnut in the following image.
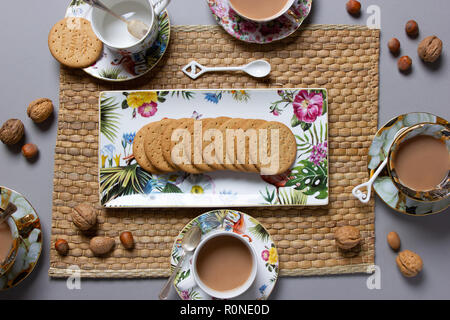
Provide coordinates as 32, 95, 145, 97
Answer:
71, 203, 97, 231
27, 98, 54, 123
0, 119, 25, 145
418, 36, 443, 63
396, 250, 423, 277
90, 237, 115, 256
335, 226, 361, 250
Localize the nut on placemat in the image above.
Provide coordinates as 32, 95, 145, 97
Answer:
50, 24, 379, 279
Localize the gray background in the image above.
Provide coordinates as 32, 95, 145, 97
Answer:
1, 0, 449, 300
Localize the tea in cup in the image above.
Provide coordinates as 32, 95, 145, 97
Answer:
0, 189, 20, 276
228, 0, 295, 22
91, 0, 170, 53
388, 123, 450, 202
178, 231, 257, 299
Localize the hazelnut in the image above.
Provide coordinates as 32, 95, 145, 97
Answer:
334, 226, 361, 250
55, 239, 69, 255
346, 0, 361, 16
90, 236, 115, 256
0, 119, 25, 145
71, 203, 97, 231
396, 250, 423, 277
27, 98, 54, 123
387, 231, 401, 251
388, 38, 401, 55
398, 56, 412, 72
418, 35, 443, 63
405, 20, 419, 37
120, 231, 135, 249
22, 143, 38, 159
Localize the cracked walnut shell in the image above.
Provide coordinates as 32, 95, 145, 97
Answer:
27, 98, 54, 123
0, 119, 25, 145
334, 226, 361, 250
396, 250, 423, 277
418, 36, 443, 63
71, 203, 97, 231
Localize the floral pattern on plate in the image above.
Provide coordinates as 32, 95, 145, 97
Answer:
207, 0, 312, 44
171, 209, 278, 300
66, 0, 170, 82
368, 112, 449, 216
0, 187, 42, 291
98, 89, 328, 208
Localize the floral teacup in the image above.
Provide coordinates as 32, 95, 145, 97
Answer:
388, 123, 450, 202
177, 231, 258, 300
90, 0, 170, 54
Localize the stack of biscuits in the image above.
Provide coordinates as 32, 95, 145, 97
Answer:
133, 117, 297, 176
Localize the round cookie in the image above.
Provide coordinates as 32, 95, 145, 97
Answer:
183, 118, 215, 173
218, 118, 247, 172
48, 17, 103, 68
133, 124, 162, 174
238, 119, 267, 173
254, 121, 297, 175
161, 118, 203, 174
144, 119, 178, 173
201, 117, 230, 171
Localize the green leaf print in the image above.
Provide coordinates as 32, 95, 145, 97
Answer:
161, 183, 183, 193
285, 160, 328, 199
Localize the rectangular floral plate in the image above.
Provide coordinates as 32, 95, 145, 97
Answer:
99, 89, 328, 208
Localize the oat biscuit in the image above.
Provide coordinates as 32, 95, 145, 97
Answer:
144, 119, 178, 173
48, 17, 103, 68
184, 118, 215, 173
133, 124, 162, 174
202, 117, 230, 171
254, 121, 297, 175
240, 119, 267, 173
218, 118, 247, 172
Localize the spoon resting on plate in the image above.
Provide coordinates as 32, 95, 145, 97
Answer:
352, 127, 408, 203
158, 225, 202, 300
85, 0, 149, 40
182, 60, 271, 80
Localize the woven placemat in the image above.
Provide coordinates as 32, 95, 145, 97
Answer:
49, 24, 379, 278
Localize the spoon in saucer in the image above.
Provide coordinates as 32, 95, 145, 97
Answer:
352, 127, 408, 203
182, 60, 271, 80
85, 0, 149, 40
159, 225, 202, 300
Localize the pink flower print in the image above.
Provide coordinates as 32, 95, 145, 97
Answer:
271, 109, 280, 116
309, 142, 328, 165
180, 290, 190, 300
239, 20, 258, 33
261, 249, 270, 261
137, 102, 158, 118
293, 90, 323, 123
212, 2, 227, 18
260, 23, 281, 36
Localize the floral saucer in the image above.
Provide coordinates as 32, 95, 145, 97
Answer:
0, 187, 42, 290
65, 0, 170, 82
171, 210, 278, 300
368, 113, 450, 216
207, 0, 312, 44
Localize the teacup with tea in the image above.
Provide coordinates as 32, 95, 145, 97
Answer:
177, 231, 258, 299
228, 0, 295, 22
388, 123, 450, 202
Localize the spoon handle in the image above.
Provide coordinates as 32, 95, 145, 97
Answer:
85, 0, 128, 23
159, 252, 186, 300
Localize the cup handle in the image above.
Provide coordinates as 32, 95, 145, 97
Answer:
153, 0, 171, 16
